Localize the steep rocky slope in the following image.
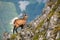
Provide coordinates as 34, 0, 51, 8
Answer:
32, 0, 60, 40
2, 0, 60, 40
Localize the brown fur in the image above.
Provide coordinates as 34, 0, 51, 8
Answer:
14, 19, 26, 28
13, 15, 28, 34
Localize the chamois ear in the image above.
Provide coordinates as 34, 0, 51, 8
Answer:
24, 13, 27, 16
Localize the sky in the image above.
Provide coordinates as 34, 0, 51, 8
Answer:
0, 0, 47, 35
0, 0, 47, 22
17, 0, 47, 22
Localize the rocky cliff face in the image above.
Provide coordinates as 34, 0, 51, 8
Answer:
32, 0, 60, 40
2, 0, 60, 40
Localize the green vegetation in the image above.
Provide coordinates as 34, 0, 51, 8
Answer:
33, 30, 47, 40
10, 34, 17, 40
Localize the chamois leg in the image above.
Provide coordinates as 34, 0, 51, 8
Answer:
13, 26, 18, 34
13, 26, 15, 34
15, 27, 18, 34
